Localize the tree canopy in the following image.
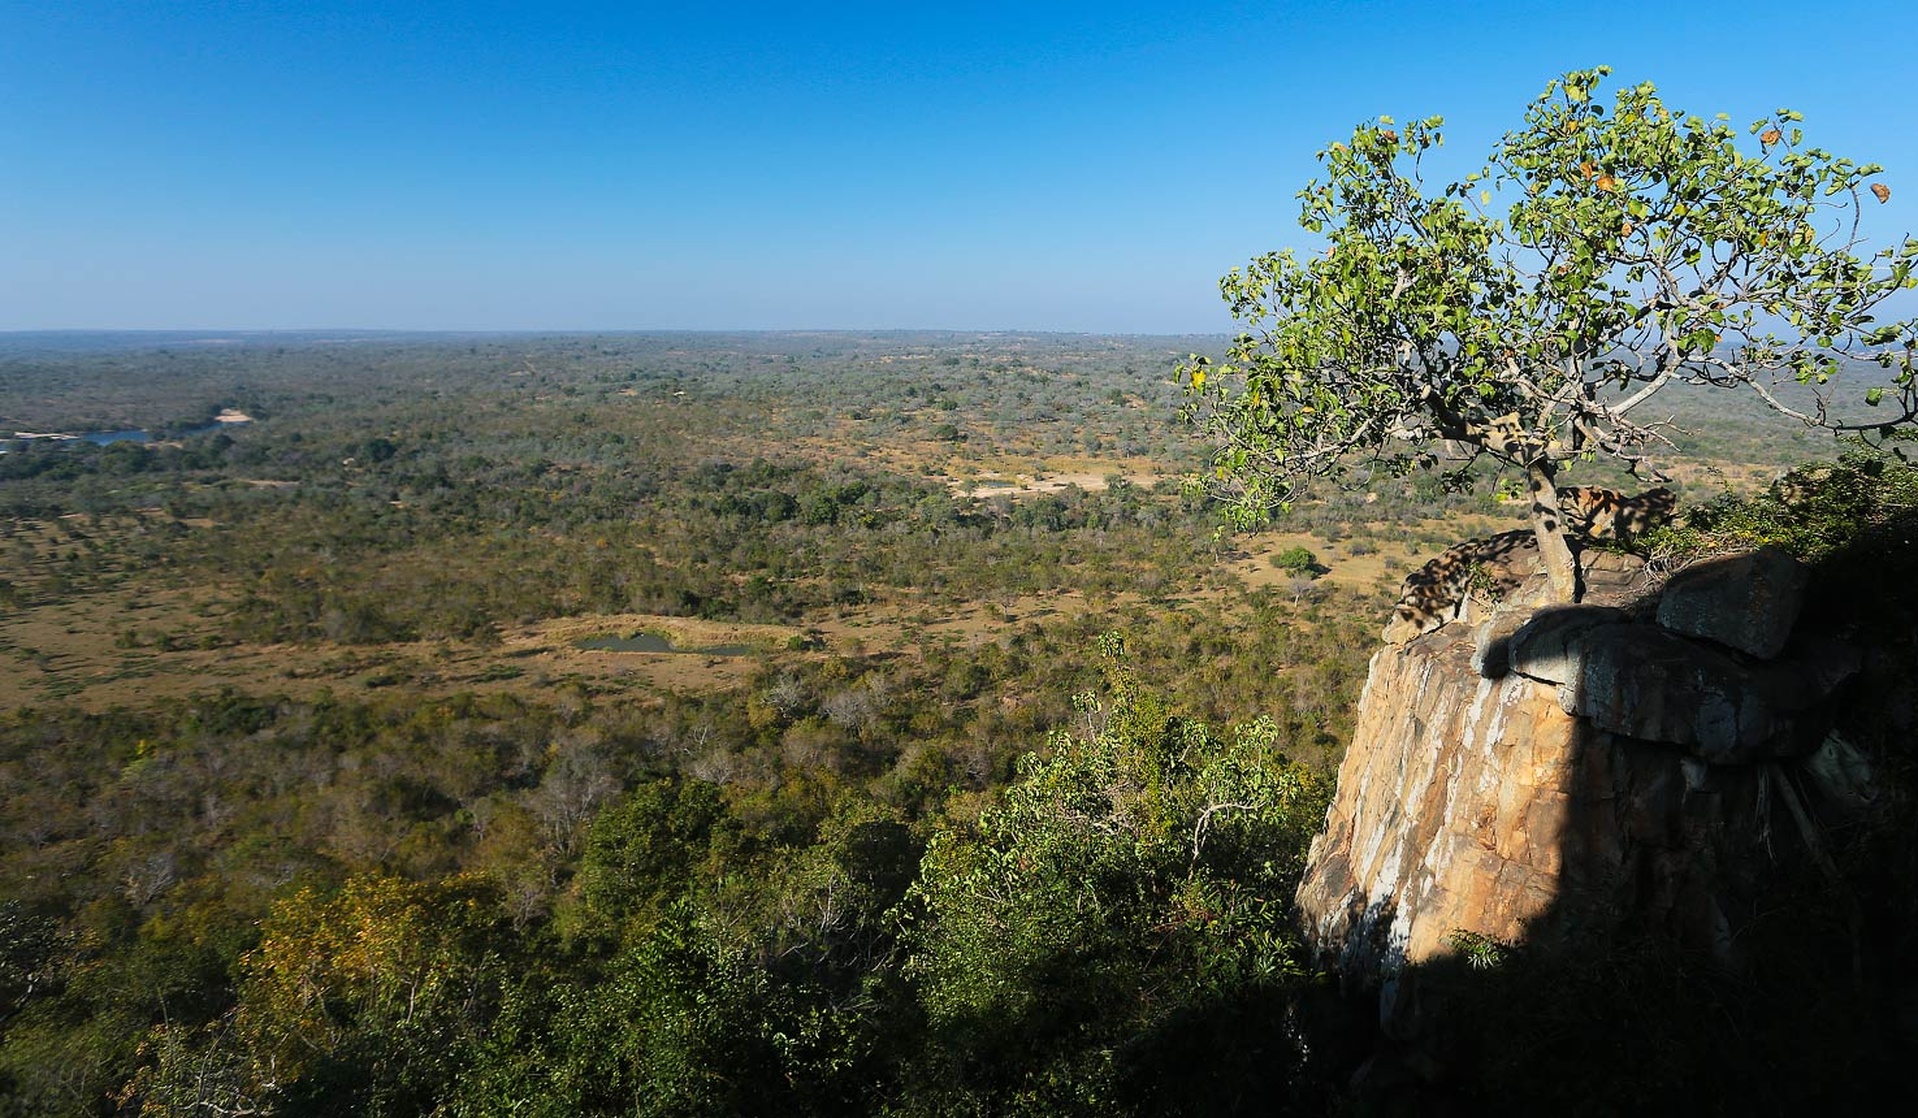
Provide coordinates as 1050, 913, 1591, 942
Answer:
1181, 67, 1918, 598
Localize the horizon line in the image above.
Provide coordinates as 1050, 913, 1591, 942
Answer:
0, 326, 1233, 339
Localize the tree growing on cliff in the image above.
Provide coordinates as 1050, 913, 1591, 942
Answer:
1180, 67, 1918, 600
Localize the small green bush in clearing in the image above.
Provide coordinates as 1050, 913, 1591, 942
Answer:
1271, 546, 1321, 577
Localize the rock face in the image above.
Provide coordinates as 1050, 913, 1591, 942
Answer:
1295, 635, 1585, 973
1295, 548, 1856, 984
1656, 547, 1809, 658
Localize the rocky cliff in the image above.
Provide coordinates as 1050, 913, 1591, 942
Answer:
1294, 545, 1875, 983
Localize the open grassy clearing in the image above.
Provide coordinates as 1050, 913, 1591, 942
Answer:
0, 566, 1282, 713
0, 468, 1725, 716
1, 477, 1403, 715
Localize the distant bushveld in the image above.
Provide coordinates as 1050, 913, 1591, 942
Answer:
0, 331, 1866, 1114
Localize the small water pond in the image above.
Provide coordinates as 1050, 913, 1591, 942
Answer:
3, 421, 248, 452
80, 421, 244, 444
573, 631, 755, 656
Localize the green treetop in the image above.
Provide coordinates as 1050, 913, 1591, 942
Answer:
1181, 67, 1918, 600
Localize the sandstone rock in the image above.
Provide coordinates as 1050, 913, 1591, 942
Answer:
1504, 605, 1627, 685
1561, 622, 1808, 763
1296, 634, 1578, 978
1471, 608, 1529, 679
1467, 550, 1655, 677
1554, 623, 1856, 763
1577, 548, 1653, 610
1800, 731, 1877, 817
1308, 532, 1890, 1055
1469, 582, 1546, 677
1753, 633, 1862, 709
1296, 620, 1820, 986
1656, 548, 1810, 659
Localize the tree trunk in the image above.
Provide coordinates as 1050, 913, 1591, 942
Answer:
1525, 462, 1579, 603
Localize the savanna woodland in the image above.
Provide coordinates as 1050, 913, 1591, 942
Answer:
5, 72, 1918, 1116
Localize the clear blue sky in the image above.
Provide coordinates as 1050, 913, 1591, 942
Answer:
3, 1, 1914, 332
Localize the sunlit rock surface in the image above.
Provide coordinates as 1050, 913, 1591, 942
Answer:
1296, 549, 1857, 982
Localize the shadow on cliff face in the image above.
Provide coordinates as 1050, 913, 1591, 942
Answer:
1298, 457, 1918, 1115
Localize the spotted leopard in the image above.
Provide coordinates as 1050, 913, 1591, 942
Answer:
1381, 486, 1676, 644
1554, 485, 1677, 544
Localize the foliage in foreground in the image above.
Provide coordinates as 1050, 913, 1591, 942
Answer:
1181, 66, 1918, 599
2, 638, 1337, 1117
1648, 442, 1918, 566
901, 633, 1332, 1114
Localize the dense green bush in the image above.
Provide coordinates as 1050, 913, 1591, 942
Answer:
899, 635, 1332, 1115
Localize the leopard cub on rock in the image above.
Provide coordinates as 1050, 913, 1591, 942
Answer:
1381, 486, 1676, 644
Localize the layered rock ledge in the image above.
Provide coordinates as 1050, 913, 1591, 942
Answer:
1295, 547, 1865, 982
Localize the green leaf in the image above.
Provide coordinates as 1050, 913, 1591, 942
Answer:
1182, 67, 1918, 542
